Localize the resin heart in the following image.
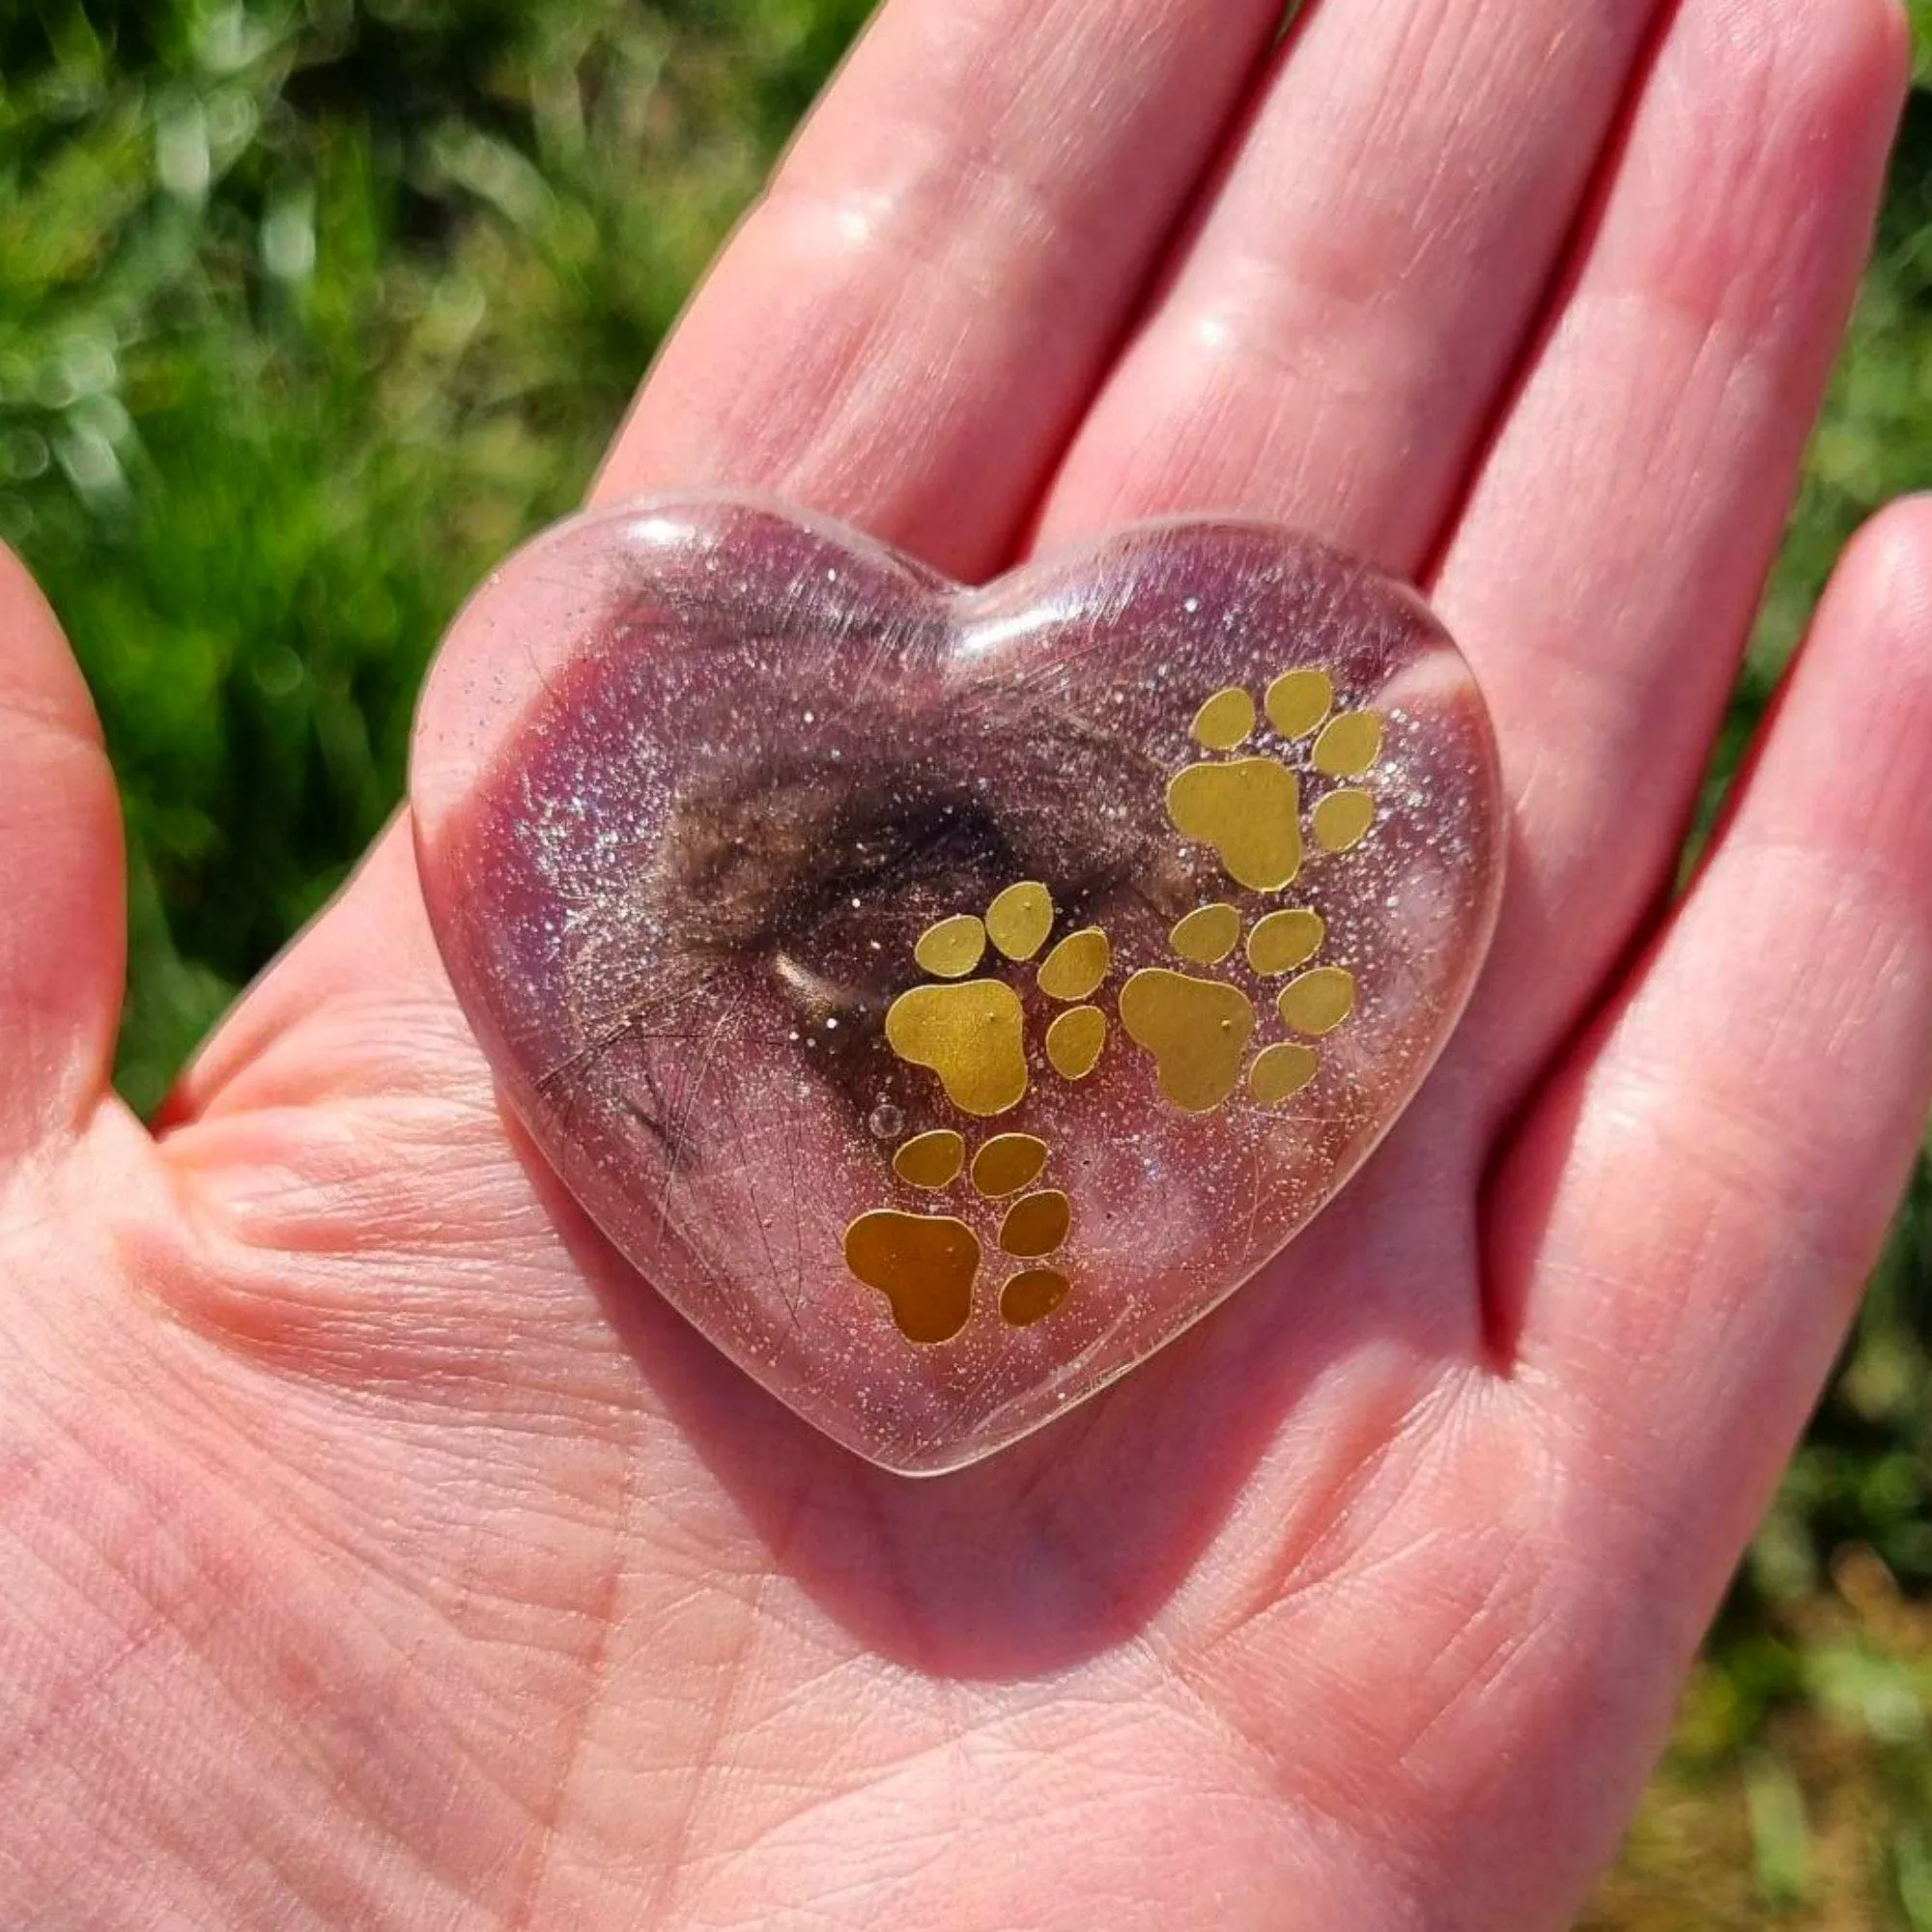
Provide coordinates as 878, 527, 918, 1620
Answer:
412, 496, 1504, 1473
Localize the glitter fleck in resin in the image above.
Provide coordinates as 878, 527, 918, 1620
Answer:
411, 495, 1505, 1474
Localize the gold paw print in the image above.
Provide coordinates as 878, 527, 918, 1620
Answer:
1115, 668, 1381, 1114
844, 666, 1382, 1346
843, 1129, 1073, 1343
1170, 668, 1380, 877
883, 882, 1110, 1117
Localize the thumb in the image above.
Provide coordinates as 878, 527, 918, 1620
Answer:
0, 545, 124, 1160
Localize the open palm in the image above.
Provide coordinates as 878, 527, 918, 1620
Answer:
6, 1, 1929, 1924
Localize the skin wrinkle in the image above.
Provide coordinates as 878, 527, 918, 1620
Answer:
179, 1119, 526, 1253
636, 263, 884, 504
175, 826, 454, 1103
1595, 1043, 1916, 1302
1560, 1258, 1815, 1501
1176, 1428, 1604, 1845
789, 0, 1147, 180
0, 1452, 496, 1928
1525, 1287, 1846, 1702
1355, 14, 1595, 263
1183, 1143, 1488, 1470
1629, 851, 1927, 1118
1194, 1362, 1463, 1652
165, 993, 495, 1127
677, 1695, 1316, 1931
1137, 1638, 1441, 1932
294, 1612, 606, 1912
56, 1761, 271, 1932
1386, 1527, 1565, 1771
642, 1522, 795, 1928
1519, 1344, 1712, 1533
600, 1563, 868, 1812
1128, 277, 1433, 533
150, 1217, 600, 1393
1445, 0, 1903, 571
1002, 1446, 1166, 1639
502, 1491, 635, 1932
1541, 1152, 1768, 1402
252, 1426, 633, 1636
665, 1713, 1013, 1876
213, 1692, 452, 1932
43, 1255, 656, 1914
1213, 1468, 1515, 1747
773, 128, 1117, 304
208, 1543, 560, 1867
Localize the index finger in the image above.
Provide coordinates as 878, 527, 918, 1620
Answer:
594, 0, 1289, 577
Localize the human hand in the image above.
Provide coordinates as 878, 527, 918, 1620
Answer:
3, 1, 1925, 1925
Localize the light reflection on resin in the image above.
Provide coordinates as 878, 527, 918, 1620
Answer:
411, 495, 1505, 1474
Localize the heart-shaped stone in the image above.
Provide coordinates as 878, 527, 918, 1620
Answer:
412, 496, 1504, 1473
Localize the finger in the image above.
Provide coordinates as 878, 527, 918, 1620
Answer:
177, 0, 1288, 1119
1430, 0, 1907, 1113
0, 547, 124, 1159
159, 818, 446, 1125
1038, 0, 1669, 567
594, 0, 1289, 577
1495, 499, 1932, 1619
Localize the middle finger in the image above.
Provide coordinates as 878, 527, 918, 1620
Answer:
1037, 0, 1667, 573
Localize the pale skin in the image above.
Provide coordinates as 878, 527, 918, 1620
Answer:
3, 0, 1929, 1923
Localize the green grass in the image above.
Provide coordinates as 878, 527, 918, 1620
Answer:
3, 5, 1929, 1921
2, 0, 867, 1102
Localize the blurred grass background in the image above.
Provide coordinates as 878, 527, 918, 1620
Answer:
1, 2, 1928, 1920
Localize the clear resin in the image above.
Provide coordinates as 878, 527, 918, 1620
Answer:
412, 496, 1504, 1473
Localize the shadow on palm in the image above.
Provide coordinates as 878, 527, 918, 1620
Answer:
504, 1069, 1481, 1680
